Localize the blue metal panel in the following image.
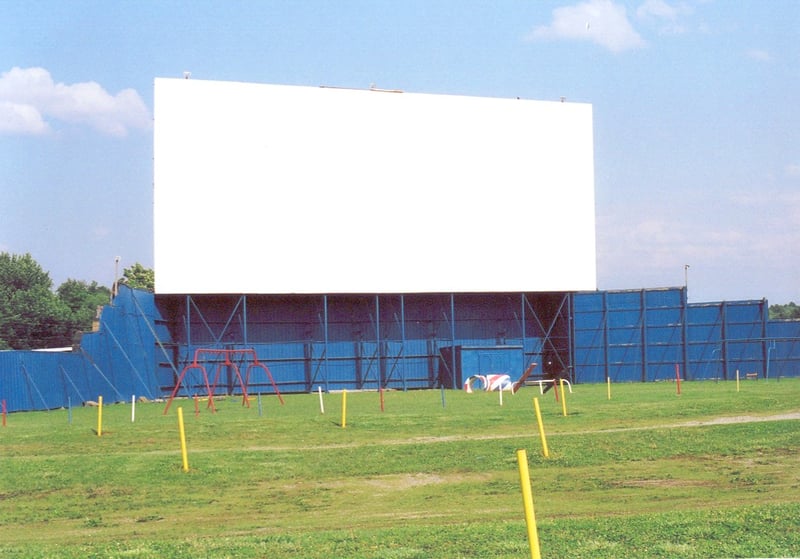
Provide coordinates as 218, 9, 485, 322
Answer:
2, 287, 797, 412
766, 321, 800, 378
0, 285, 167, 412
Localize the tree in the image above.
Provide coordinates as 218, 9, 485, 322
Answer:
769, 302, 800, 320
120, 262, 155, 292
0, 253, 71, 349
0, 253, 115, 349
57, 279, 111, 340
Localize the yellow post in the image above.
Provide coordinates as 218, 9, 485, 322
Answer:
533, 397, 550, 458
607, 376, 611, 400
516, 449, 542, 559
736, 369, 740, 393
177, 407, 189, 472
341, 389, 347, 429
559, 378, 567, 417
97, 395, 103, 437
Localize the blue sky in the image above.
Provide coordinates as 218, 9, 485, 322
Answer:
1, 0, 798, 304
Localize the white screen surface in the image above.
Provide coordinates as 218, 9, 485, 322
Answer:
154, 78, 596, 294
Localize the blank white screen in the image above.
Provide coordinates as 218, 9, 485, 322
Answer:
154, 78, 596, 294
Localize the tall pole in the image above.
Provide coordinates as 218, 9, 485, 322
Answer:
684, 264, 690, 301
111, 256, 120, 305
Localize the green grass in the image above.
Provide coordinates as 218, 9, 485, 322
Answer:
1, 379, 799, 558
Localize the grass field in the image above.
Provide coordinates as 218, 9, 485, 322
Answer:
1, 379, 799, 558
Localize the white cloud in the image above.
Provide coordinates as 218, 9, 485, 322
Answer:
527, 0, 646, 53
636, 0, 694, 35
745, 49, 773, 63
0, 66, 151, 137
0, 101, 49, 135
786, 164, 800, 178
636, 0, 692, 21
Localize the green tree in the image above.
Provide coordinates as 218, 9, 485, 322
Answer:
0, 253, 117, 349
769, 302, 800, 320
0, 253, 71, 349
56, 279, 111, 340
120, 262, 154, 292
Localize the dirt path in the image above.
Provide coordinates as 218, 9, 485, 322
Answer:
237, 411, 800, 453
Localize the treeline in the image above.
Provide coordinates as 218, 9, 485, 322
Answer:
0, 253, 154, 350
769, 302, 800, 320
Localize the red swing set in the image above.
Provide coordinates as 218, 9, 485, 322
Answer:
163, 348, 284, 414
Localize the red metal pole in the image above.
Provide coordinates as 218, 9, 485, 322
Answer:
2, 399, 6, 427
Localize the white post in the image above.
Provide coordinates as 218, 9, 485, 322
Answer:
131, 394, 136, 422
318, 386, 325, 414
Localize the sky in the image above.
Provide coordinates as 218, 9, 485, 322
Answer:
1, 0, 798, 304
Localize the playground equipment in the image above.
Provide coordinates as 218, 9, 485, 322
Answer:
463, 373, 514, 393
512, 362, 538, 393
463, 362, 543, 394
163, 348, 283, 414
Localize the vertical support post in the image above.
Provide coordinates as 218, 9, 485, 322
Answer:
400, 294, 407, 391
607, 376, 611, 400
323, 295, 330, 393
318, 386, 325, 414
721, 301, 729, 380
559, 378, 567, 416
68, 397, 72, 425
131, 394, 136, 423
521, 293, 527, 368
450, 294, 457, 389
568, 292, 575, 384
675, 363, 682, 395
516, 449, 543, 559
681, 287, 690, 381
185, 295, 192, 349
641, 290, 648, 382
376, 295, 383, 388
736, 369, 740, 392
602, 291, 610, 385
760, 299, 768, 380
242, 294, 248, 346
1, 399, 6, 427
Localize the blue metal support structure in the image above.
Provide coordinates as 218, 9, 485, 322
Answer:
243, 295, 248, 346
640, 290, 648, 382
520, 293, 528, 367
604, 291, 610, 382
375, 295, 382, 387
450, 294, 456, 389
760, 299, 768, 378
681, 287, 689, 380
721, 301, 729, 379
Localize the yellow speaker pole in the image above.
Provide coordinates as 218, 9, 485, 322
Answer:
177, 407, 189, 472
97, 396, 103, 437
341, 390, 347, 429
533, 397, 550, 458
516, 449, 542, 559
